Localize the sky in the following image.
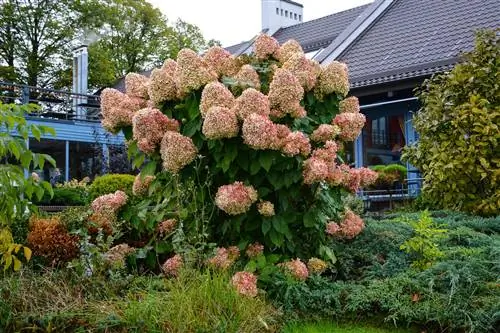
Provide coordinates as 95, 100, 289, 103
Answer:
146, 0, 373, 46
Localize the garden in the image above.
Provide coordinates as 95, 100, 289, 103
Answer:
0, 31, 498, 333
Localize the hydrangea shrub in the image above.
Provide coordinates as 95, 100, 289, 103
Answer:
100, 35, 377, 267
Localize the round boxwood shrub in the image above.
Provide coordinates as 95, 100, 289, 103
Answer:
88, 174, 135, 201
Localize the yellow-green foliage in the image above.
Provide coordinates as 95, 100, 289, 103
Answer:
403, 30, 499, 216
400, 211, 447, 270
88, 174, 135, 200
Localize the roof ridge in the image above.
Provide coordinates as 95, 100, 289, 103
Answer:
277, 3, 372, 31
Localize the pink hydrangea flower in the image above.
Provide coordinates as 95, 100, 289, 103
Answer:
100, 88, 146, 134
91, 190, 128, 214
175, 48, 217, 98
200, 82, 235, 117
275, 40, 304, 63
302, 141, 339, 184
233, 65, 261, 90
132, 174, 155, 196
326, 163, 351, 187
203, 46, 240, 77
332, 112, 366, 141
257, 201, 275, 217
315, 61, 350, 99
246, 242, 264, 258
125, 73, 149, 99
268, 68, 304, 119
281, 259, 309, 281
132, 107, 179, 155
207, 247, 239, 269
160, 132, 198, 173
232, 88, 270, 121
157, 219, 177, 236
311, 124, 341, 143
326, 209, 365, 239
253, 34, 280, 60
148, 67, 177, 105
339, 96, 360, 114
281, 131, 311, 157
231, 271, 258, 297
357, 167, 379, 187
215, 182, 258, 215
282, 53, 320, 91
242, 113, 279, 150
202, 106, 239, 140
162, 254, 183, 277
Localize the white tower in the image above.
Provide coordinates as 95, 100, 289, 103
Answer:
261, 0, 303, 35
72, 44, 88, 119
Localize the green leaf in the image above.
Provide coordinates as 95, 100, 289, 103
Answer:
20, 151, 32, 169
261, 219, 271, 235
272, 215, 286, 233
13, 257, 21, 271
303, 210, 316, 228
319, 245, 337, 265
141, 160, 157, 176
244, 260, 257, 273
269, 229, 284, 247
259, 151, 274, 172
8, 140, 20, 159
250, 158, 260, 175
31, 125, 41, 141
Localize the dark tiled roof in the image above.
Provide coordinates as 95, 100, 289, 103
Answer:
340, 0, 500, 88
224, 4, 370, 54
272, 4, 370, 52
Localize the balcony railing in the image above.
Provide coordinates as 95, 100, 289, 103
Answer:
0, 81, 101, 122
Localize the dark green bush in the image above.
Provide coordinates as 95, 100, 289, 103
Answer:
271, 212, 500, 332
34, 187, 88, 206
88, 174, 135, 200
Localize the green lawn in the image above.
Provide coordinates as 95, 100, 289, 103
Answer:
283, 321, 418, 333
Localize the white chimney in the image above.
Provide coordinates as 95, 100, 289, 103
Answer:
262, 0, 303, 35
72, 44, 88, 119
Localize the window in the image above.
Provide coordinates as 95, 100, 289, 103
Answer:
299, 15, 302, 21
371, 117, 387, 145
285, 10, 288, 17
294, 13, 298, 20
281, 9, 283, 16
276, 8, 279, 15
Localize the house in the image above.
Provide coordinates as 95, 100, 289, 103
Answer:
227, 0, 499, 194
2, 0, 498, 187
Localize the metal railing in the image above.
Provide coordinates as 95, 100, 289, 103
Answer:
359, 177, 423, 210
0, 81, 101, 122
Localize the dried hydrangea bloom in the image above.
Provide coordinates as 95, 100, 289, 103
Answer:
281, 131, 311, 157
232, 88, 270, 121
302, 140, 338, 184
132, 107, 179, 155
88, 209, 116, 235
276, 40, 304, 63
281, 258, 309, 281
246, 242, 264, 258
101, 88, 143, 133
268, 68, 304, 118
162, 254, 183, 277
148, 68, 177, 105
231, 271, 258, 297
203, 46, 240, 77
157, 219, 177, 236
125, 73, 149, 99
175, 48, 217, 98
160, 131, 198, 173
104, 243, 135, 267
202, 106, 239, 139
357, 167, 378, 187
311, 124, 341, 143
339, 96, 360, 113
233, 64, 261, 90
132, 174, 155, 197
207, 247, 238, 269
215, 181, 258, 215
327, 209, 365, 239
253, 34, 280, 60
91, 190, 128, 214
200, 82, 235, 117
242, 113, 279, 150
282, 54, 320, 91
307, 258, 328, 275
332, 112, 366, 141
326, 164, 349, 189
315, 61, 350, 100
162, 59, 177, 73
257, 201, 275, 217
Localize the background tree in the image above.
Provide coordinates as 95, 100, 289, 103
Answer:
403, 30, 499, 216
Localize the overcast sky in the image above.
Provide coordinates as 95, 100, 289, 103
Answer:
147, 0, 373, 46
